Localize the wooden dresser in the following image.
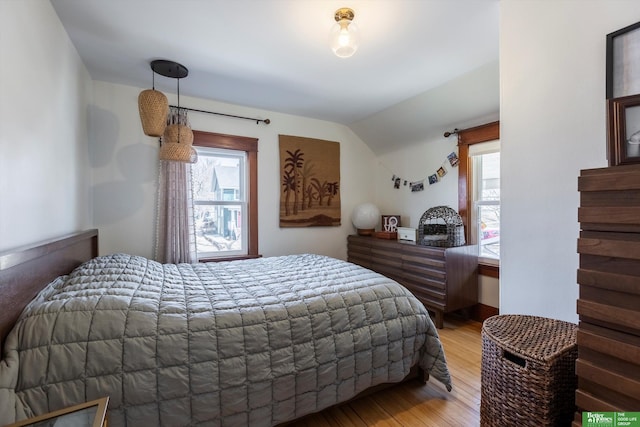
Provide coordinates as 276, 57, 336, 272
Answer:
347, 235, 478, 328
573, 165, 640, 426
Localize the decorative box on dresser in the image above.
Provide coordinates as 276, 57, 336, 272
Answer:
347, 235, 478, 328
574, 164, 640, 426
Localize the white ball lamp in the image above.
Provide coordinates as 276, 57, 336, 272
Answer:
351, 203, 380, 236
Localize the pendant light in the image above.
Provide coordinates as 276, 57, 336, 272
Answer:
329, 7, 360, 58
161, 107, 196, 163
138, 63, 169, 137
151, 60, 196, 163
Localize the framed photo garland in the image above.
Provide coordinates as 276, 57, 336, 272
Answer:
606, 21, 640, 166
608, 94, 640, 166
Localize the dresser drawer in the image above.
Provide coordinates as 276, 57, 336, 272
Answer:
346, 235, 478, 328
403, 253, 445, 271
407, 286, 446, 311
403, 262, 445, 281
575, 164, 640, 418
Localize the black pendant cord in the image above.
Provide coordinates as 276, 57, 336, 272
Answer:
169, 105, 271, 125
177, 78, 181, 144
177, 78, 180, 111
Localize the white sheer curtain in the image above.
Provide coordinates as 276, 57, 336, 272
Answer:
154, 161, 197, 263
154, 108, 197, 264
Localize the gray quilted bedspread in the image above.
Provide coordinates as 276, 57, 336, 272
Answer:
0, 253, 451, 426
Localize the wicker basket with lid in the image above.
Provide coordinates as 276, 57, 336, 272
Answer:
480, 314, 578, 427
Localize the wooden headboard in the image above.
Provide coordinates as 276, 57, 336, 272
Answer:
0, 229, 98, 354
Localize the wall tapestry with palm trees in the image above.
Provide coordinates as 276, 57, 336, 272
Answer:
279, 134, 341, 227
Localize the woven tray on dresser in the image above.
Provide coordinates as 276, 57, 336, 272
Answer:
480, 315, 578, 427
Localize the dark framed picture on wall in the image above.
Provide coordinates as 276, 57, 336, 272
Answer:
606, 21, 640, 99
608, 94, 640, 165
606, 20, 640, 166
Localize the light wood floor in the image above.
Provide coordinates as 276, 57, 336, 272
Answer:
290, 318, 482, 427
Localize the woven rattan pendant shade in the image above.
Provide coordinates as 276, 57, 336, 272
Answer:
138, 89, 168, 137
164, 123, 193, 146
138, 60, 188, 138
159, 141, 195, 163
159, 122, 195, 163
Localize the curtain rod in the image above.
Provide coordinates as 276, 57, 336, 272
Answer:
169, 105, 271, 125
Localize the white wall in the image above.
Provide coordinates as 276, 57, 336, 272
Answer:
90, 82, 377, 260
0, 0, 93, 251
500, 0, 638, 322
374, 136, 459, 229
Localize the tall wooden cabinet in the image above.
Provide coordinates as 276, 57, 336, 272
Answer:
574, 165, 640, 425
347, 235, 478, 328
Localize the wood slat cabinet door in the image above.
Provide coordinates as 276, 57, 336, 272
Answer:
575, 164, 640, 424
347, 235, 478, 328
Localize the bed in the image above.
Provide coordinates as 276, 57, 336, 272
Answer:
0, 229, 451, 426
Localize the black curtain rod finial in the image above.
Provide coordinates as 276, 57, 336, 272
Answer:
444, 128, 459, 138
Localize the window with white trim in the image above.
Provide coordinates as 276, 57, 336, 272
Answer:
192, 147, 247, 257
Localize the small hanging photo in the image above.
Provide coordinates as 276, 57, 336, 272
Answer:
437, 166, 447, 178
394, 177, 401, 189
447, 152, 459, 167
410, 181, 424, 192
428, 174, 438, 185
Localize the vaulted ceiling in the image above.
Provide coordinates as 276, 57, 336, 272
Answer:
50, 0, 499, 153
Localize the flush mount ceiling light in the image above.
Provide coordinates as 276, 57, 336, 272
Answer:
329, 7, 360, 58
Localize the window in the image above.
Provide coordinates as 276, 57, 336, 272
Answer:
457, 122, 500, 274
192, 131, 258, 261
470, 141, 500, 261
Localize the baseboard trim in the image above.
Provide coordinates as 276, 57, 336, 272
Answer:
470, 303, 499, 323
